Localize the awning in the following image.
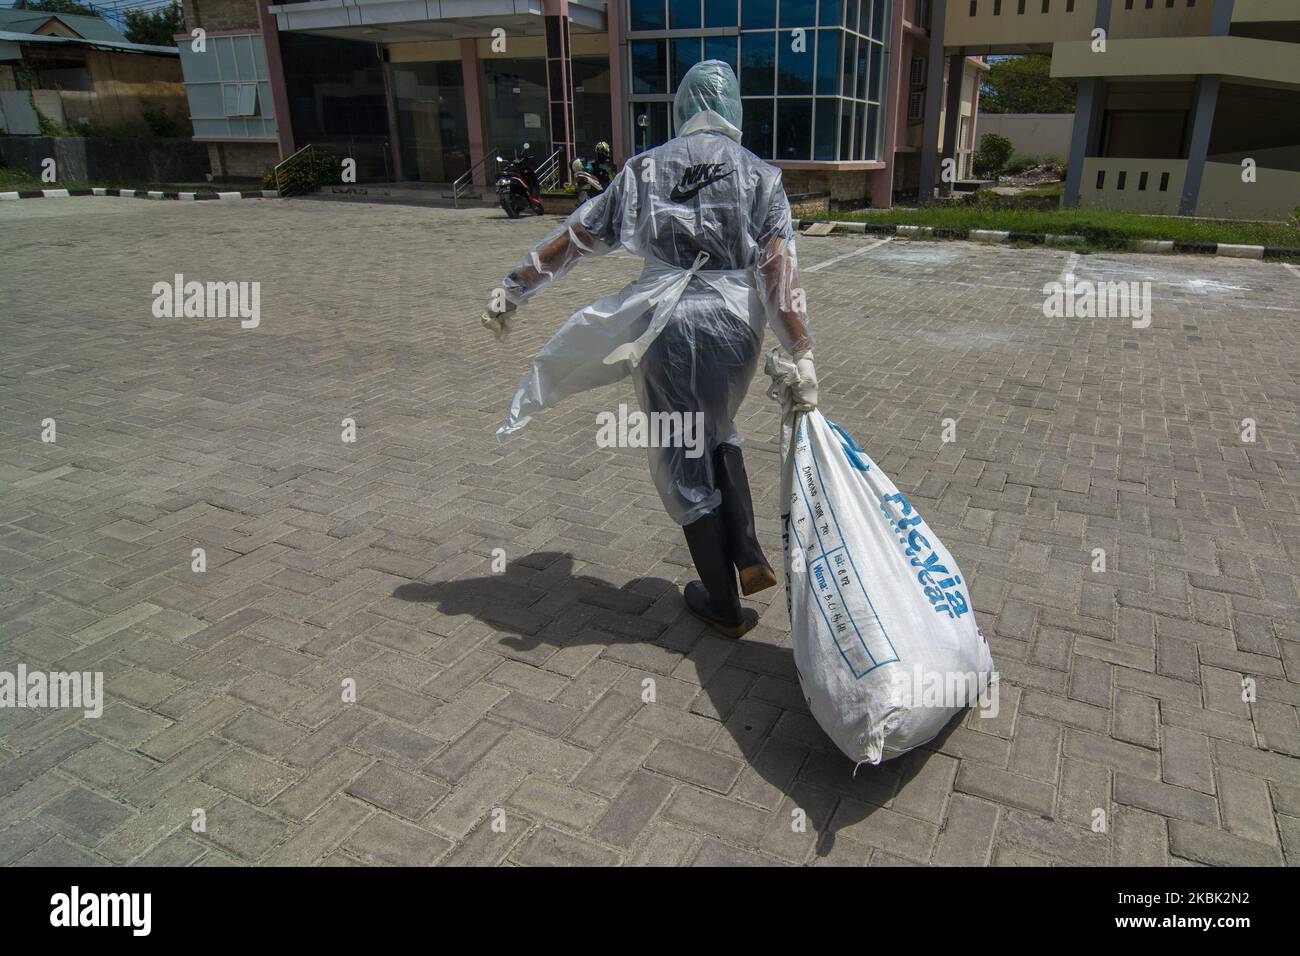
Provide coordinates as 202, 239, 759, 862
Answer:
266, 0, 608, 42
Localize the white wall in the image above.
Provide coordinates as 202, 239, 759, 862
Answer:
976, 112, 1075, 160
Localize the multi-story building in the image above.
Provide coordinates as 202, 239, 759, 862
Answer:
175, 0, 984, 207
933, 0, 1300, 219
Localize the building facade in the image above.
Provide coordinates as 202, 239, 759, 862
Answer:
176, 0, 982, 205
1, 9, 188, 135
941, 0, 1300, 220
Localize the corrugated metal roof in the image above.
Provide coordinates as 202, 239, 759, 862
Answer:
0, 28, 177, 56
0, 8, 127, 43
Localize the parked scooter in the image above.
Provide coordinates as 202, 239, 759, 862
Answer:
571, 141, 614, 205
496, 143, 545, 218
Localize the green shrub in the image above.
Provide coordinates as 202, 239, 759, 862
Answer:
142, 107, 184, 138
1003, 153, 1036, 175
973, 132, 1015, 178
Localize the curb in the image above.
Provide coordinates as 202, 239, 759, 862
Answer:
0, 188, 278, 201
797, 219, 1300, 260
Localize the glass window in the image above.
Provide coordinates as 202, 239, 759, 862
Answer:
777, 31, 814, 93
705, 0, 738, 27
868, 40, 883, 101
742, 97, 774, 157
780, 0, 818, 28
188, 84, 222, 117
632, 101, 671, 152
704, 35, 739, 71
216, 38, 237, 79
742, 0, 777, 29
669, 0, 701, 29
393, 59, 469, 182
864, 102, 880, 160
179, 43, 220, 83
815, 29, 840, 95
631, 40, 668, 93
855, 36, 868, 99
572, 56, 612, 157
854, 100, 865, 158
777, 97, 812, 159
740, 31, 775, 96
233, 35, 255, 81
672, 37, 702, 90
872, 0, 887, 39
840, 33, 855, 100
846, 0, 860, 32
818, 0, 842, 26
630, 0, 666, 29
814, 97, 837, 159
252, 36, 268, 79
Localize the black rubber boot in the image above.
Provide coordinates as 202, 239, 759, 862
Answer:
715, 443, 778, 596
682, 510, 756, 639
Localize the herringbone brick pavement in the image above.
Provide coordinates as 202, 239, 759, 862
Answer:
0, 197, 1297, 866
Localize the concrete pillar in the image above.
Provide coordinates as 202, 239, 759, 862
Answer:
917, 0, 946, 204
460, 38, 490, 189
1178, 75, 1220, 215
1063, 77, 1103, 207
1175, 0, 1233, 213
1211, 0, 1236, 34
607, 0, 627, 167
938, 50, 964, 196
255, 0, 294, 159
868, 2, 907, 208
1062, 0, 1113, 207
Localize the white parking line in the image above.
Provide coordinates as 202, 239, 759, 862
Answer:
1058, 252, 1082, 285
804, 237, 892, 273
1285, 263, 1300, 281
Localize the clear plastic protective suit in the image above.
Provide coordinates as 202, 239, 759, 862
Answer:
495, 60, 814, 524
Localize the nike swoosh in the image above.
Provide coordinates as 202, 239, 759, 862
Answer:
669, 169, 734, 203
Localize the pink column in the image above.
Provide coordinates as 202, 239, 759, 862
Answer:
868, 0, 909, 208
607, 0, 626, 166
255, 0, 294, 158
461, 38, 490, 189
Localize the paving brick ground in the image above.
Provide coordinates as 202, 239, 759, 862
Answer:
1, 196, 1298, 866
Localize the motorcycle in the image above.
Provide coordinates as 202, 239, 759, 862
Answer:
572, 160, 607, 205
495, 145, 545, 218
571, 142, 614, 205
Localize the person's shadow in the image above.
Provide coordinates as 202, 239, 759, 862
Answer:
394, 551, 956, 861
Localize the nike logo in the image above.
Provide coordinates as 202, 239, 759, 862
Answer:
669, 163, 733, 202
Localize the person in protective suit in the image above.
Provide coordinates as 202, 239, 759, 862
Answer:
483, 61, 818, 638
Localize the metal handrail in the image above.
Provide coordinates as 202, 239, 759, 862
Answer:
536, 148, 565, 192
272, 143, 318, 196
451, 151, 501, 208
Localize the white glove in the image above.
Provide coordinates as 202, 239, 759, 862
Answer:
481, 298, 517, 341
791, 349, 818, 412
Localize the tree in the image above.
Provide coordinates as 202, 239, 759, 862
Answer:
123, 1, 184, 46
21, 0, 99, 15
980, 55, 1077, 114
